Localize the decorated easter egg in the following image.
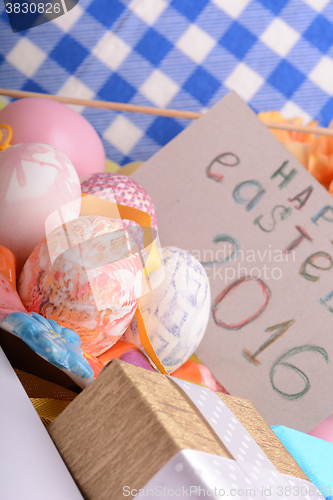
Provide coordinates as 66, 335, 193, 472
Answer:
81, 173, 158, 249
0, 245, 99, 388
0, 143, 81, 268
0, 98, 105, 177
18, 216, 143, 356
123, 246, 210, 372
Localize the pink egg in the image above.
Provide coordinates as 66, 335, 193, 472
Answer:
0, 143, 81, 268
0, 98, 105, 177
81, 172, 158, 250
18, 216, 143, 356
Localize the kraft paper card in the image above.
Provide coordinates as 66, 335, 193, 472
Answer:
132, 92, 333, 432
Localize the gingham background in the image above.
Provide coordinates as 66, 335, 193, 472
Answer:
0, 0, 333, 165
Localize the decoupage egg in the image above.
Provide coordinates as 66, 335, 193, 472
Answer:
0, 143, 81, 268
0, 246, 99, 388
18, 216, 143, 356
81, 172, 158, 249
123, 246, 210, 372
0, 98, 105, 177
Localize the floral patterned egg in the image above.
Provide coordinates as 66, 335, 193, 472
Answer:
0, 245, 101, 387
123, 246, 211, 372
81, 172, 158, 251
0, 143, 81, 268
18, 216, 143, 356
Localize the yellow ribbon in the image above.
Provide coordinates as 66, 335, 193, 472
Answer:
30, 398, 72, 426
80, 194, 168, 375
14, 370, 78, 426
0, 124, 12, 151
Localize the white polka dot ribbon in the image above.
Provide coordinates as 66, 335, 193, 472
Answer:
141, 449, 318, 500
141, 378, 323, 500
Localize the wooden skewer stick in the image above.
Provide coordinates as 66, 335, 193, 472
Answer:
261, 120, 333, 137
0, 88, 201, 120
1, 87, 333, 137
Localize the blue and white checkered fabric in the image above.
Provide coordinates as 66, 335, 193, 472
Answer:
1, 0, 333, 165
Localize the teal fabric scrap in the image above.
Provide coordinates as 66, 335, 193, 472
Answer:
272, 425, 333, 500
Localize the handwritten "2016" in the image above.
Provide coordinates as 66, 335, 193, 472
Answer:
206, 152, 330, 400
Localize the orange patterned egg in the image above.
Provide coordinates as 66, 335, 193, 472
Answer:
18, 216, 143, 356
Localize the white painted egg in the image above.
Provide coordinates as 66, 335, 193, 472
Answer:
123, 246, 210, 372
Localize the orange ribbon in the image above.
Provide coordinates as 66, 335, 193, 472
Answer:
0, 124, 12, 151
0, 245, 18, 292
80, 194, 168, 375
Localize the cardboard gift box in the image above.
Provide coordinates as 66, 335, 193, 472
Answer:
48, 359, 311, 500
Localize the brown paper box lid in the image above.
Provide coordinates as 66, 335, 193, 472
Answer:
48, 360, 308, 500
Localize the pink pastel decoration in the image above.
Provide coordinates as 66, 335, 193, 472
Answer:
81, 173, 158, 249
18, 215, 143, 356
0, 98, 105, 177
0, 272, 26, 320
308, 416, 333, 444
0, 143, 81, 268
